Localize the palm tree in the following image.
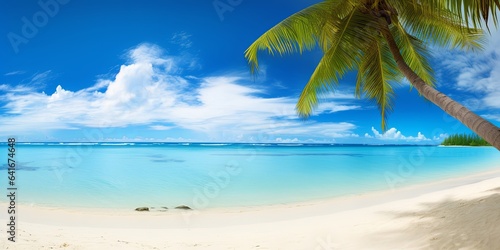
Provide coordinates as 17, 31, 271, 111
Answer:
245, 0, 500, 150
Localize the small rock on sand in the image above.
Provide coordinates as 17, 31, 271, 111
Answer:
175, 205, 192, 210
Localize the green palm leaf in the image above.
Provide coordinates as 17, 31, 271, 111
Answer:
296, 6, 356, 117
411, 0, 500, 27
244, 0, 345, 74
450, 0, 500, 27
296, 7, 382, 118
356, 29, 401, 130
390, 21, 434, 87
394, 1, 484, 51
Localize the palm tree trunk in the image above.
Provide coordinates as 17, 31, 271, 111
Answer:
380, 21, 500, 150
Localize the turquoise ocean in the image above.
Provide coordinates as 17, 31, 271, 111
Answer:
1, 143, 499, 209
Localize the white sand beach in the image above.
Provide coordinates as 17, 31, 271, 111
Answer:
2, 166, 500, 249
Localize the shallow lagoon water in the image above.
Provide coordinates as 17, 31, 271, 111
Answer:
1, 143, 498, 209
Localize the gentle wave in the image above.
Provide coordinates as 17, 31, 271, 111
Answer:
212, 153, 366, 157
199, 143, 232, 146
63, 142, 99, 146
100, 143, 135, 146
18, 142, 45, 145
276, 143, 304, 146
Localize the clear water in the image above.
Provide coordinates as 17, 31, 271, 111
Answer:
0, 143, 499, 209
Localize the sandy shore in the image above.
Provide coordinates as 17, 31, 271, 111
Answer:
2, 167, 500, 249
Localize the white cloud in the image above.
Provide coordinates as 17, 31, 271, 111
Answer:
0, 84, 35, 92
433, 133, 449, 141
275, 137, 299, 143
366, 127, 431, 142
0, 43, 361, 140
317, 103, 361, 113
319, 91, 356, 100
0, 71, 53, 93
31, 70, 51, 81
301, 90, 362, 116
171, 32, 193, 49
436, 26, 500, 111
4, 71, 25, 76
483, 114, 500, 122
149, 125, 174, 131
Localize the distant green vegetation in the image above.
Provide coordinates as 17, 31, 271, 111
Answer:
441, 133, 491, 146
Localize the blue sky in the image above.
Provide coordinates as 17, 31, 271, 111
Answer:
1, 0, 499, 144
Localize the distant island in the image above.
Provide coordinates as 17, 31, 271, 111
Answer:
441, 133, 491, 146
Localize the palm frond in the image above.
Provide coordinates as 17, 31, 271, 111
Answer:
390, 20, 435, 88
446, 0, 500, 28
356, 31, 401, 130
408, 0, 500, 27
244, 0, 348, 74
392, 1, 485, 51
296, 7, 378, 118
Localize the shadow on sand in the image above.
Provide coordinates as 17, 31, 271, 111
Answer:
387, 188, 500, 249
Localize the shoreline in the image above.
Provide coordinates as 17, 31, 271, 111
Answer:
6, 160, 500, 214
24, 164, 500, 204
3, 165, 500, 222
2, 165, 500, 249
